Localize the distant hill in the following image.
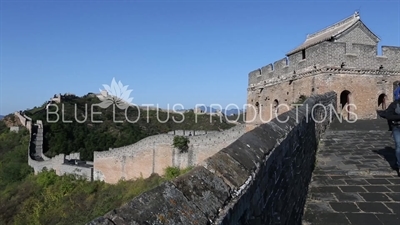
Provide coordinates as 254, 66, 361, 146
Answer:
0, 115, 3, 120
224, 108, 245, 116
197, 106, 244, 116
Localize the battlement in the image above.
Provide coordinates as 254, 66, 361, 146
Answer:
167, 130, 219, 136
93, 125, 246, 160
92, 124, 246, 183
14, 111, 32, 130
249, 44, 400, 87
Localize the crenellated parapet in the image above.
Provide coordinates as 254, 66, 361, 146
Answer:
92, 124, 246, 183
249, 67, 400, 91
93, 125, 246, 161
249, 44, 400, 87
167, 130, 219, 136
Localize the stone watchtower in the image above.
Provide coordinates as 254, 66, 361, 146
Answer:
246, 12, 400, 130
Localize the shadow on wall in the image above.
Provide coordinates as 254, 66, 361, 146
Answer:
87, 91, 337, 225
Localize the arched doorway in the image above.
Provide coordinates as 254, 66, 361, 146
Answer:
339, 90, 352, 120
255, 102, 260, 114
273, 99, 279, 114
378, 94, 387, 109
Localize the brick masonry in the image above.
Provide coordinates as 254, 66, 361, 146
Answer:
86, 91, 337, 224
246, 14, 400, 130
93, 124, 246, 183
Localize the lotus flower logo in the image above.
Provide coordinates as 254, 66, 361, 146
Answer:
98, 78, 133, 109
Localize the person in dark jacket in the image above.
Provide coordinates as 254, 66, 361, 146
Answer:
390, 82, 400, 130
384, 99, 400, 173
394, 82, 400, 101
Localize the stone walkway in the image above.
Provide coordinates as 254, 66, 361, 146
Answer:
302, 119, 400, 225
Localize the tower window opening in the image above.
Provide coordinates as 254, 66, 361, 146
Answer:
301, 49, 306, 59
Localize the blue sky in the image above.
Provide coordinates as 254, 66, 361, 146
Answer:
1, 0, 400, 115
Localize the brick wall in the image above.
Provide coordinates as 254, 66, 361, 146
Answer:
93, 124, 246, 183
247, 72, 400, 127
86, 91, 336, 225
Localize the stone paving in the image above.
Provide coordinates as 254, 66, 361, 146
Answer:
302, 119, 400, 225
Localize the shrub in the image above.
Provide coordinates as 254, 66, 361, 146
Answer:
172, 136, 190, 153
164, 167, 181, 180
164, 166, 193, 180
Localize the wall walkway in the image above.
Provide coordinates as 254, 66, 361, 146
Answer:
303, 119, 400, 225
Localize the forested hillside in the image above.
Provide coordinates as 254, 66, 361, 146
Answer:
0, 118, 191, 225
23, 93, 236, 160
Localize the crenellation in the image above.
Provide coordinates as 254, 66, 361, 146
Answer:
273, 57, 289, 72
262, 63, 274, 73
93, 128, 243, 161
382, 46, 400, 71
65, 152, 80, 160
249, 42, 400, 88
288, 51, 303, 69
92, 124, 246, 183
248, 69, 261, 86
167, 130, 212, 136
382, 45, 400, 56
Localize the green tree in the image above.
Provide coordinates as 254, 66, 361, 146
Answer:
172, 136, 190, 153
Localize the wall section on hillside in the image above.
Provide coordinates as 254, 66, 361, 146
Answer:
14, 112, 95, 181
93, 124, 246, 183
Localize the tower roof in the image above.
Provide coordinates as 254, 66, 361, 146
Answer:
286, 12, 376, 56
